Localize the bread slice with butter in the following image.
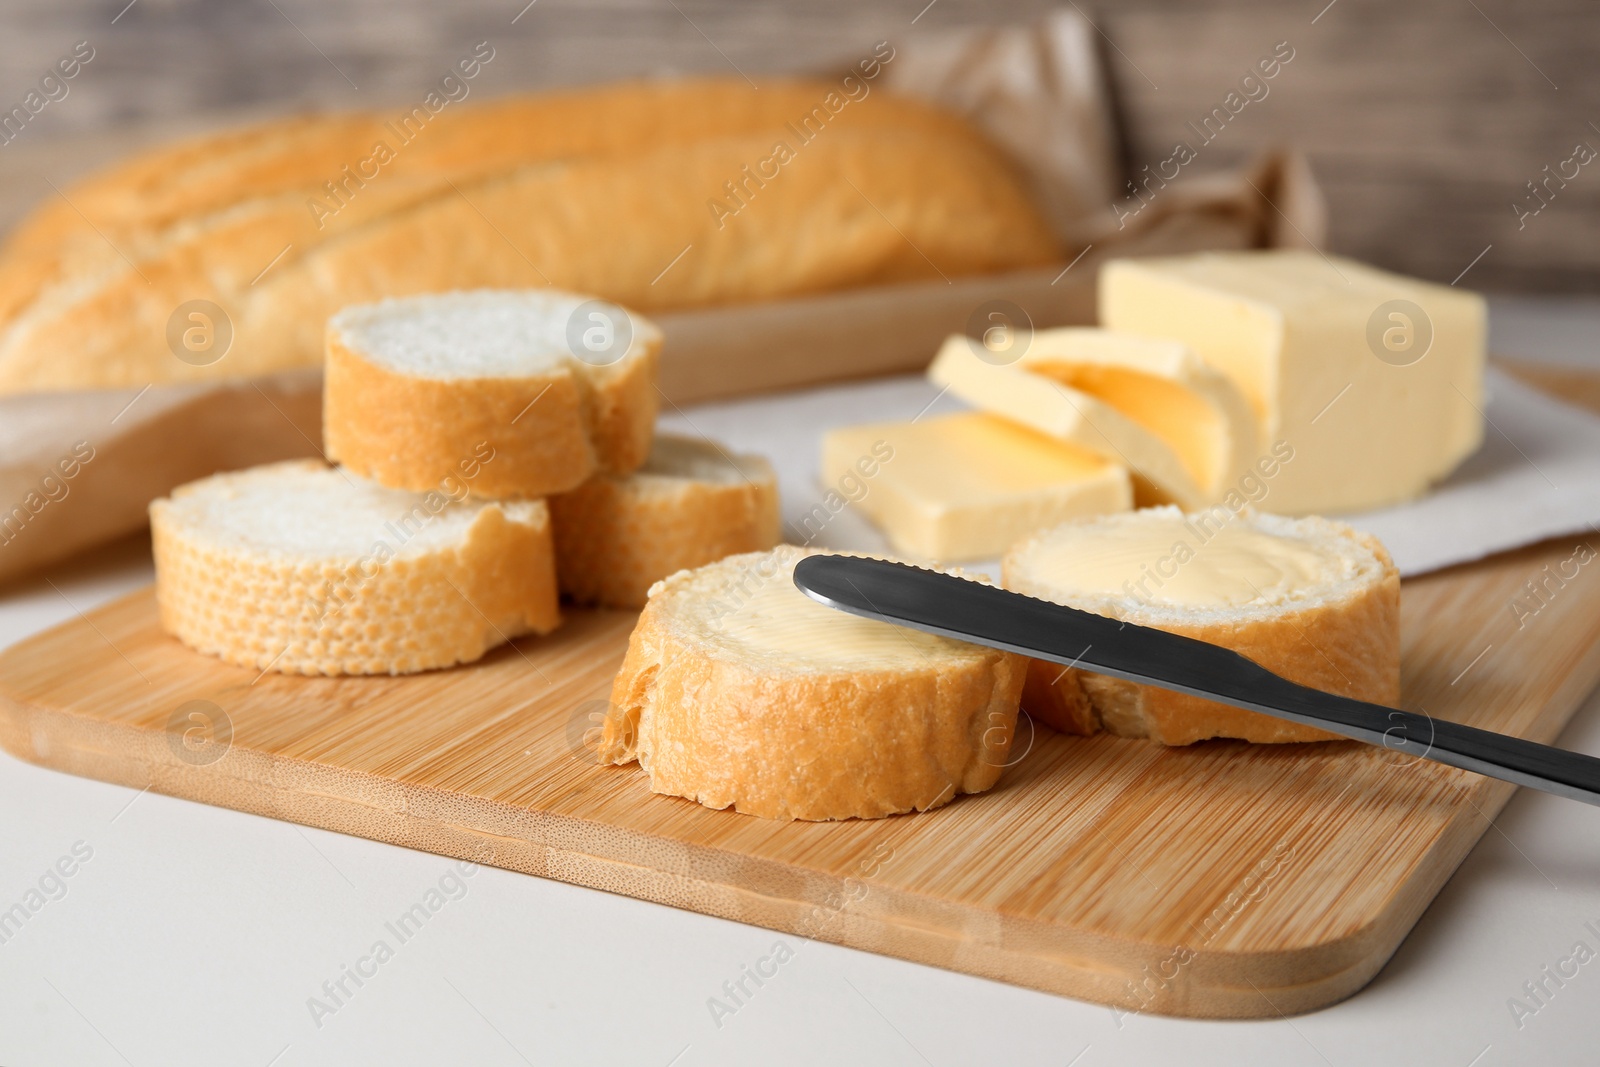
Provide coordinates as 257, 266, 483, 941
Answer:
597, 545, 1028, 820
819, 412, 1131, 561
1100, 251, 1485, 513
324, 290, 660, 499
1003, 506, 1399, 745
150, 459, 560, 676
550, 434, 781, 608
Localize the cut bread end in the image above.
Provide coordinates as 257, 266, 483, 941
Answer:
598, 545, 1028, 820
151, 459, 561, 676
550, 434, 781, 609
1003, 506, 1400, 745
323, 289, 660, 498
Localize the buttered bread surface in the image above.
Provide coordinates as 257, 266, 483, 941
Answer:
708, 569, 957, 669
1017, 511, 1368, 611
599, 546, 1027, 820
1005, 508, 1400, 745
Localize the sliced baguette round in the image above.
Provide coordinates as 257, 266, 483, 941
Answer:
150, 459, 560, 676
1002, 506, 1400, 745
323, 290, 660, 498
549, 434, 781, 609
598, 545, 1028, 820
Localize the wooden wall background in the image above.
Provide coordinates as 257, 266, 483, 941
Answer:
0, 0, 1595, 292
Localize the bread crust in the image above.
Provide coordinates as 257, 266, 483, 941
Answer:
549, 438, 781, 608
1004, 516, 1400, 745
0, 79, 1060, 394
150, 460, 561, 676
1019, 659, 1098, 736
321, 301, 660, 498
598, 547, 1028, 820
3, 80, 1008, 263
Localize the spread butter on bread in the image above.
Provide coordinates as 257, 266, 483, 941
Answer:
1003, 506, 1399, 745
324, 290, 660, 498
150, 459, 560, 676
550, 434, 781, 609
598, 545, 1027, 820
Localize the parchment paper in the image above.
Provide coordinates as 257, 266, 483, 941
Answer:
660, 365, 1600, 579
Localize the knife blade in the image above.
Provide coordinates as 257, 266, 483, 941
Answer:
792, 554, 1600, 807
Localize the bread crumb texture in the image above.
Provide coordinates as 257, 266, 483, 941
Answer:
323, 290, 660, 498
150, 460, 560, 676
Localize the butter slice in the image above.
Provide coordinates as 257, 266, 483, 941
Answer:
928, 329, 1259, 508
927, 337, 1198, 507
1101, 251, 1486, 514
820, 412, 1132, 561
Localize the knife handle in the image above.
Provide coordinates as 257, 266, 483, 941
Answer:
1013, 610, 1600, 806
1015, 604, 1600, 807
1216, 667, 1600, 806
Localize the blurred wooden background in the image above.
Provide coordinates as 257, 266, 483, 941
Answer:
0, 0, 1595, 291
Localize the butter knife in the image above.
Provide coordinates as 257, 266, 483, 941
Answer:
793, 554, 1600, 807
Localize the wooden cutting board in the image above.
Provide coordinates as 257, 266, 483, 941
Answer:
2, 529, 1599, 1018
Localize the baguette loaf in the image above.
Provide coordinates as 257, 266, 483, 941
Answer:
0, 78, 1061, 394
1003, 507, 1399, 745
323, 290, 660, 498
550, 434, 780, 608
4, 79, 1010, 260
150, 459, 560, 676
598, 545, 1027, 820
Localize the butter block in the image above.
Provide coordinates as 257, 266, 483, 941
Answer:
928, 329, 1258, 508
1100, 251, 1486, 514
819, 412, 1132, 560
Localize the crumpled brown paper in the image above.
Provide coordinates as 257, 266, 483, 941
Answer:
882, 10, 1325, 253
882, 11, 1124, 243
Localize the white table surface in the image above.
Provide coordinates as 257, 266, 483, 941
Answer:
3, 296, 1599, 1067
